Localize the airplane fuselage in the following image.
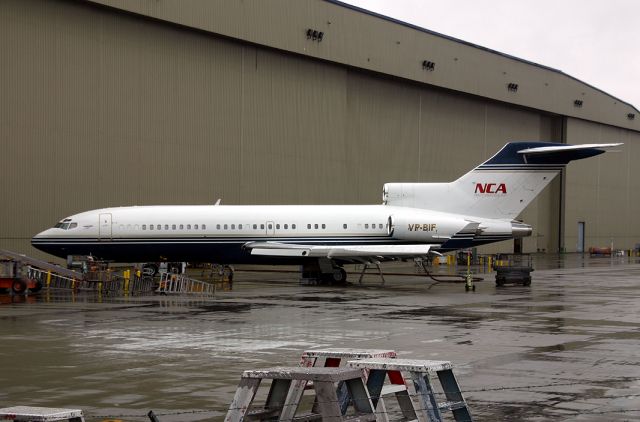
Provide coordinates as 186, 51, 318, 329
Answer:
33, 142, 619, 268
31, 204, 521, 264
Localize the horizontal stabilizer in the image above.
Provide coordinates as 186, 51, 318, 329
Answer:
517, 143, 623, 164
517, 143, 622, 154
478, 141, 623, 167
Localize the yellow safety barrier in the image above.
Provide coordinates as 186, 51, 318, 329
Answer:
123, 269, 130, 293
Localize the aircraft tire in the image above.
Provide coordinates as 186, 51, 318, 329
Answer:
330, 268, 347, 285
12, 279, 27, 294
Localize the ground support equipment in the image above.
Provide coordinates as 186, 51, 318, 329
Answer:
347, 358, 473, 422
225, 366, 377, 421
0, 406, 84, 422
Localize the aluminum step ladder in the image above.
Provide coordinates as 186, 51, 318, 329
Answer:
347, 358, 473, 422
225, 366, 377, 421
0, 406, 85, 422
287, 348, 399, 420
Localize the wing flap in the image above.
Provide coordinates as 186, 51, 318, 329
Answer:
245, 242, 437, 259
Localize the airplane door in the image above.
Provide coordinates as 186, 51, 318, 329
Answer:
99, 213, 112, 240
266, 221, 275, 236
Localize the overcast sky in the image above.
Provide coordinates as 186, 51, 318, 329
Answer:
341, 0, 640, 111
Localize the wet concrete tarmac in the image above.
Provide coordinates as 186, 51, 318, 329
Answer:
1, 254, 639, 421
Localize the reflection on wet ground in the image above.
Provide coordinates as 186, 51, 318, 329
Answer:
0, 254, 639, 421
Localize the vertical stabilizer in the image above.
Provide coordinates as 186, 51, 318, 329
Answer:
383, 142, 621, 219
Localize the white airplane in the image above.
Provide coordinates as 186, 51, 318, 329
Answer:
32, 142, 620, 282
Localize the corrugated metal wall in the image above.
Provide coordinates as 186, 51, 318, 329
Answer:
85, 0, 640, 132
565, 118, 640, 251
0, 0, 634, 260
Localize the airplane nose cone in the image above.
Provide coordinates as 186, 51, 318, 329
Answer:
31, 229, 56, 254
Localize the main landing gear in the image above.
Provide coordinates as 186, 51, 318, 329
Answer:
301, 260, 347, 285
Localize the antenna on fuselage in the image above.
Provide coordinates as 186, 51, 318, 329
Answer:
214, 198, 222, 206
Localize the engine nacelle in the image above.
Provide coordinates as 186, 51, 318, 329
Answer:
390, 209, 471, 242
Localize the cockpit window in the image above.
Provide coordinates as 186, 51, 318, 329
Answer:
54, 221, 77, 230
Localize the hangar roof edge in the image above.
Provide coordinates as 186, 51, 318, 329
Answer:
325, 0, 639, 115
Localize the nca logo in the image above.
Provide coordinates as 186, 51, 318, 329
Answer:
475, 183, 507, 194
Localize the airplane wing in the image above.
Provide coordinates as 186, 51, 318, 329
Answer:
244, 242, 438, 260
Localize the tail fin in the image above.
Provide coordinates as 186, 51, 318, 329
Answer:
383, 141, 621, 219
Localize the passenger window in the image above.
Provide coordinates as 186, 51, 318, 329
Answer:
195, 224, 199, 229
261, 224, 265, 229
307, 224, 311, 229
314, 224, 318, 229
142, 224, 147, 230
202, 224, 206, 230
172, 224, 176, 230
180, 224, 184, 230
276, 224, 280, 229
322, 224, 326, 229
157, 224, 161, 230
284, 224, 288, 229
231, 224, 235, 230
292, 224, 296, 229
343, 224, 347, 229
365, 224, 369, 229
187, 224, 191, 230
239, 224, 243, 229
224, 224, 228, 230
149, 225, 153, 230
268, 223, 273, 229
253, 224, 257, 229
163, 224, 167, 230
217, 224, 221, 230
379, 224, 383, 229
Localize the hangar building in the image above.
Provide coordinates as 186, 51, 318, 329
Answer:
1, 0, 639, 259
